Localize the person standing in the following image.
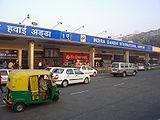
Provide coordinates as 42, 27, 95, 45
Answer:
13, 60, 19, 69
38, 61, 43, 69
2, 61, 7, 69
8, 60, 14, 69
0, 72, 4, 93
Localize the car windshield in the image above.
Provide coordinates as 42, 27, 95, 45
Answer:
53, 68, 64, 74
111, 63, 119, 68
0, 71, 8, 75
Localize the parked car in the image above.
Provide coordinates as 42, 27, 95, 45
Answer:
0, 69, 11, 85
136, 63, 146, 71
77, 66, 98, 77
52, 67, 90, 87
110, 62, 137, 77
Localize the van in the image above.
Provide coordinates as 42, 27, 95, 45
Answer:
110, 62, 137, 77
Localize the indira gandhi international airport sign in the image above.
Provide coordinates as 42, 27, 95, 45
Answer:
0, 21, 152, 51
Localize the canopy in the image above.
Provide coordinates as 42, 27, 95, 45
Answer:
7, 69, 50, 91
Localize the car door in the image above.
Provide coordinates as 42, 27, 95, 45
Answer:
73, 69, 85, 83
81, 66, 88, 74
87, 66, 94, 75
66, 69, 77, 84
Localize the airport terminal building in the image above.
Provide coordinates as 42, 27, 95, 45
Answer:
0, 21, 160, 69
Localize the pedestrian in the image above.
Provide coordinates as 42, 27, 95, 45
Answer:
45, 63, 49, 69
38, 61, 43, 69
2, 61, 7, 69
0, 72, 4, 93
13, 60, 19, 69
8, 60, 14, 69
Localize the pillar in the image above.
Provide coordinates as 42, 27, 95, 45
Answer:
145, 53, 150, 64
28, 41, 34, 69
111, 53, 114, 62
18, 49, 22, 68
159, 54, 160, 64
124, 51, 130, 63
89, 47, 95, 67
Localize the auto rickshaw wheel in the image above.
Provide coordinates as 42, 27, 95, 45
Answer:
52, 94, 59, 102
13, 102, 25, 112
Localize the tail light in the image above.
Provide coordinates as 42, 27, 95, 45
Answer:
54, 74, 59, 81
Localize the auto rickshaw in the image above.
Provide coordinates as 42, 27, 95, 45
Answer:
3, 69, 60, 112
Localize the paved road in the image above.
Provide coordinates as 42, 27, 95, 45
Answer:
0, 70, 160, 120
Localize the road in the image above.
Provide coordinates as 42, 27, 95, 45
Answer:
0, 70, 160, 120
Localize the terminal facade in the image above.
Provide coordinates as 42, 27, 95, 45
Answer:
0, 21, 160, 69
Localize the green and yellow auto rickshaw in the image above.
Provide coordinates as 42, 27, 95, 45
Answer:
3, 69, 60, 112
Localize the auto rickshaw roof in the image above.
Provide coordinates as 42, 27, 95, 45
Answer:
7, 69, 51, 91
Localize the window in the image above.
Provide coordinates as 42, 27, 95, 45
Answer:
82, 66, 86, 70
125, 63, 129, 68
0, 71, 8, 75
53, 68, 64, 74
74, 69, 84, 74
129, 63, 132, 68
111, 63, 119, 68
66, 69, 74, 75
120, 64, 125, 68
87, 67, 93, 70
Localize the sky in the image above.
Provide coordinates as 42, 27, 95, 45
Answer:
0, 0, 160, 37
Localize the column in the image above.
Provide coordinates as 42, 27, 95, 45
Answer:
124, 51, 130, 63
18, 49, 22, 68
145, 53, 150, 64
158, 54, 160, 64
28, 41, 34, 69
89, 47, 95, 67
111, 53, 114, 62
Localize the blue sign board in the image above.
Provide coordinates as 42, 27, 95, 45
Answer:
86, 36, 152, 51
0, 21, 152, 51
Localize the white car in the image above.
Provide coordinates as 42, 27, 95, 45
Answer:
78, 66, 98, 77
52, 67, 90, 87
0, 69, 11, 85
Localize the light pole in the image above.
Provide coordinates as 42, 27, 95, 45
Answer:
19, 14, 30, 24
53, 22, 62, 29
96, 30, 107, 36
73, 25, 84, 32
31, 22, 38, 26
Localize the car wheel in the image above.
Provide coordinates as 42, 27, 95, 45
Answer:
93, 72, 96, 77
62, 80, 68, 87
13, 102, 25, 112
132, 71, 136, 76
122, 72, 126, 77
84, 78, 89, 84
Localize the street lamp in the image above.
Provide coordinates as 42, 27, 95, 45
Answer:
19, 14, 30, 24
31, 22, 38, 26
53, 22, 62, 29
73, 25, 84, 32
96, 30, 107, 36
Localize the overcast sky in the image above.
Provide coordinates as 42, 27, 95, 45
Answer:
0, 0, 160, 37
